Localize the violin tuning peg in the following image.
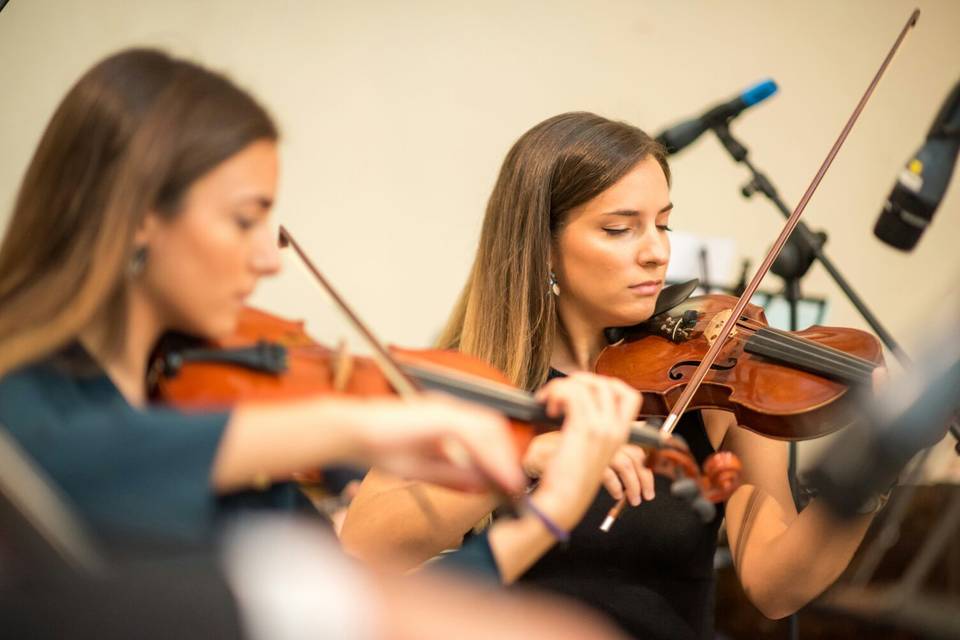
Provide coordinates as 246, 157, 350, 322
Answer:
691, 497, 717, 523
670, 478, 699, 501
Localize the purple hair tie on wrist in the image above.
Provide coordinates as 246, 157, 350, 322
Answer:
521, 495, 570, 543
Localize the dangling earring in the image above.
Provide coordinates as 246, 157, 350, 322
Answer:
548, 271, 560, 296
128, 245, 148, 277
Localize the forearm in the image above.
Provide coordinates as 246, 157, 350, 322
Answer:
738, 496, 874, 618
341, 470, 498, 570
722, 421, 878, 618
342, 374, 636, 577
487, 497, 568, 584
210, 398, 361, 493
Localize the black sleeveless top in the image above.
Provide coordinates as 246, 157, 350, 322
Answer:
518, 369, 725, 640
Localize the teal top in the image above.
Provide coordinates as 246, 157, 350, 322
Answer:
0, 343, 310, 548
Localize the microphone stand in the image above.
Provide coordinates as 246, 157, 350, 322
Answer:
711, 123, 960, 447
710, 123, 960, 640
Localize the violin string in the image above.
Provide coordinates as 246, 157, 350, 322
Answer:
689, 315, 876, 375
736, 318, 877, 373
402, 362, 543, 406
685, 317, 875, 382
756, 327, 877, 373
690, 329, 872, 382
694, 311, 872, 368
726, 325, 875, 382
744, 333, 874, 383
296, 342, 570, 405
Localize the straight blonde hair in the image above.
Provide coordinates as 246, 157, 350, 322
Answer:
438, 112, 669, 390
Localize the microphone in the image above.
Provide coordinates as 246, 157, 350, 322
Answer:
655, 79, 778, 155
874, 79, 960, 251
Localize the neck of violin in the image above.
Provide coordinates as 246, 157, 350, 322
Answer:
400, 362, 676, 449
743, 326, 876, 386
399, 362, 564, 428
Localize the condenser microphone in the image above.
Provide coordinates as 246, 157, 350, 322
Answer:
874, 79, 960, 251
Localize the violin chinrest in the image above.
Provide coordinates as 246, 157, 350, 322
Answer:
604, 279, 700, 344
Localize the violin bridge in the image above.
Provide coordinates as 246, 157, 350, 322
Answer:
332, 339, 354, 392
704, 309, 733, 347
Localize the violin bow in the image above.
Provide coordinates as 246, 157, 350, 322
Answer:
277, 226, 419, 397
602, 8, 920, 531
278, 226, 675, 437
278, 225, 542, 524
660, 9, 919, 436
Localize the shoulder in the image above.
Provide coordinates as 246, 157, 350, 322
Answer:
0, 358, 72, 424
0, 343, 98, 402
0, 357, 97, 482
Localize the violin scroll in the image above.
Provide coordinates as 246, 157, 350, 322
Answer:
600, 435, 743, 530
701, 450, 743, 501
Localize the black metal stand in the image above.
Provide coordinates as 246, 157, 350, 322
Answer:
713, 124, 913, 362
711, 122, 960, 451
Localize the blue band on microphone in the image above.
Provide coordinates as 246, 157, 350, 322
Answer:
742, 79, 778, 106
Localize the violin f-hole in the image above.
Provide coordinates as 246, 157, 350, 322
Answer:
669, 358, 738, 381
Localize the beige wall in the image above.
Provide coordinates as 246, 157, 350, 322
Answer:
2, 1, 959, 463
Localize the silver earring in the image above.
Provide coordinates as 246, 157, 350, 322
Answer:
128, 246, 148, 277
548, 271, 560, 296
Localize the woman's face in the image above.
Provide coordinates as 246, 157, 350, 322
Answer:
553, 155, 671, 329
138, 139, 280, 338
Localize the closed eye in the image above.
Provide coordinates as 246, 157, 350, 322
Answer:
234, 214, 258, 231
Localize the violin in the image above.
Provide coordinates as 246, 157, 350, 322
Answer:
149, 224, 743, 521
153, 305, 545, 454
597, 291, 885, 441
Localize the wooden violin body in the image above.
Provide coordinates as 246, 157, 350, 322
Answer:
153, 306, 541, 454
597, 294, 885, 440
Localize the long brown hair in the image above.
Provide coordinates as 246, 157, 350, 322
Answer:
438, 112, 669, 390
0, 48, 277, 378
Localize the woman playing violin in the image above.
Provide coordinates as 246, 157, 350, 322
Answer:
342, 112, 887, 638
0, 50, 639, 578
